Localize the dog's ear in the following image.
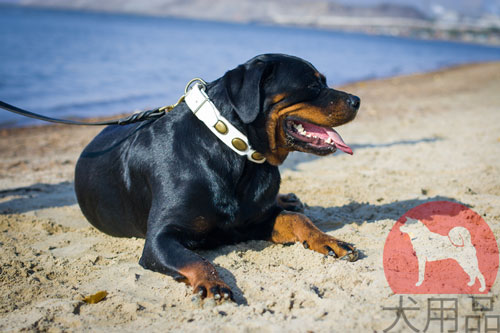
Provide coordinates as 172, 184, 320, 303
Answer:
223, 61, 271, 124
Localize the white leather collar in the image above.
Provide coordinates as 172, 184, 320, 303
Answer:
184, 81, 266, 164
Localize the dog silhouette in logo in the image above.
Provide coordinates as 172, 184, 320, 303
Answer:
400, 217, 486, 292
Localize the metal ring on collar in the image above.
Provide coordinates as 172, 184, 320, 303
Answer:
185, 78, 207, 94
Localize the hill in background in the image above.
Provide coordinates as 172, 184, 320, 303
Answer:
7, 0, 500, 45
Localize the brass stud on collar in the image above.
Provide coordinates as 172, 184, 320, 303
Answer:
232, 138, 248, 151
251, 152, 265, 161
214, 120, 228, 134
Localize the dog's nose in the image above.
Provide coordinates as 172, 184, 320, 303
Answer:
348, 95, 360, 110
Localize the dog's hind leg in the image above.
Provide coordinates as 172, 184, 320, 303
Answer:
460, 251, 486, 292
277, 193, 304, 212
477, 273, 486, 292
465, 273, 486, 292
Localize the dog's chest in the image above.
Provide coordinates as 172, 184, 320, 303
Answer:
214, 165, 281, 228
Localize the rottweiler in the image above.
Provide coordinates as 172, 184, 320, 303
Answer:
74, 54, 360, 301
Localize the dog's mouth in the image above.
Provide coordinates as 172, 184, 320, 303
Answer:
284, 118, 353, 155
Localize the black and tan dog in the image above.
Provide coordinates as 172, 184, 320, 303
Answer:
74, 54, 360, 301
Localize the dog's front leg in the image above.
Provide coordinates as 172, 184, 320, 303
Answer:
416, 256, 426, 287
139, 232, 233, 301
269, 211, 358, 261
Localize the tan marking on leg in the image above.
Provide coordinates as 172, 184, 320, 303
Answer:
179, 261, 232, 299
191, 216, 212, 233
270, 211, 357, 259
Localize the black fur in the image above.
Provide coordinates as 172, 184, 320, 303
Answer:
74, 54, 358, 280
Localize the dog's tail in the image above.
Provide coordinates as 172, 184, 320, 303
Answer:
448, 227, 472, 247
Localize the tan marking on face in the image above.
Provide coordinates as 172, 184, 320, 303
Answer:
271, 93, 287, 104
285, 104, 352, 125
265, 100, 352, 165
314, 72, 326, 82
265, 104, 292, 165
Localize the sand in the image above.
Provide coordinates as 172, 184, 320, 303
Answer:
1, 62, 499, 332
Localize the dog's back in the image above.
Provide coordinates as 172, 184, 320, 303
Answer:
75, 121, 153, 238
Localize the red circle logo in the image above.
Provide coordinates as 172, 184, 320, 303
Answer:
383, 201, 499, 294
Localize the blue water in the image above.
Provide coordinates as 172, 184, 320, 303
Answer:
1, 5, 500, 127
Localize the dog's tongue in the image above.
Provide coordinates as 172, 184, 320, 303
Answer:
301, 122, 353, 155
324, 127, 353, 155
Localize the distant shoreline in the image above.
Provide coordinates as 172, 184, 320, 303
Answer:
4, 3, 500, 46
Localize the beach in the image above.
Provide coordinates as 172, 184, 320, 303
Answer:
1, 62, 499, 332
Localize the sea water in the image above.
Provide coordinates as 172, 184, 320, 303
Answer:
1, 5, 499, 127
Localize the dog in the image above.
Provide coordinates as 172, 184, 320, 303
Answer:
400, 217, 486, 292
74, 54, 360, 301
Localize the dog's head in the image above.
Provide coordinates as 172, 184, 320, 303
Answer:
399, 217, 425, 235
220, 54, 360, 166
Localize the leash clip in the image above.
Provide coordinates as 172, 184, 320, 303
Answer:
158, 94, 185, 113
156, 78, 207, 114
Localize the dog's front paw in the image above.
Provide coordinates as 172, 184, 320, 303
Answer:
415, 281, 423, 287
277, 193, 304, 212
193, 279, 233, 302
303, 234, 359, 262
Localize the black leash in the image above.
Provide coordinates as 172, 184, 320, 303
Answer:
0, 100, 169, 126
0, 79, 204, 126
